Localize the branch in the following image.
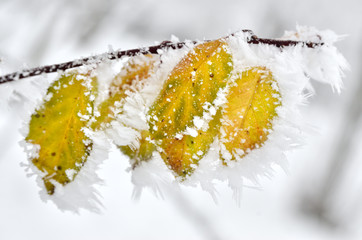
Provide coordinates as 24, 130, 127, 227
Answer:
0, 31, 323, 85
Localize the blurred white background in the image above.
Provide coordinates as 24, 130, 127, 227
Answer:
0, 0, 361, 239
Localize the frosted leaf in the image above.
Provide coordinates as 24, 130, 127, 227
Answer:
10, 26, 348, 210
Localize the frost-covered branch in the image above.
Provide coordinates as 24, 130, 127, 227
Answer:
0, 31, 324, 85
16, 26, 347, 212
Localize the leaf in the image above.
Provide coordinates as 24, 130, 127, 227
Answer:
26, 73, 97, 194
159, 109, 223, 177
120, 130, 156, 167
92, 55, 159, 165
219, 67, 281, 162
92, 54, 158, 130
148, 39, 233, 176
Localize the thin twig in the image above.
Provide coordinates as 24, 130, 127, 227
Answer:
0, 31, 323, 85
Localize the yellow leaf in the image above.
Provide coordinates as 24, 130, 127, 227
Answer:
92, 55, 158, 130
159, 110, 223, 176
148, 39, 233, 176
26, 73, 97, 194
92, 55, 159, 165
220, 67, 281, 162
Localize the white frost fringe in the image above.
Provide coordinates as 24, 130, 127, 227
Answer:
19, 70, 110, 213
21, 126, 110, 213
18, 25, 348, 211
127, 26, 348, 203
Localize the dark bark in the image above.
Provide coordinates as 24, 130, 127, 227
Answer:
0, 31, 323, 84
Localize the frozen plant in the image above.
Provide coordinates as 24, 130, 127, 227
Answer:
0, 26, 348, 212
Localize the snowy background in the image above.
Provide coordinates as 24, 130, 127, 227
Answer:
0, 0, 361, 239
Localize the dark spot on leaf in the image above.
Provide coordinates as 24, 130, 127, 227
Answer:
209, 73, 214, 78
51, 152, 56, 156
191, 141, 194, 144
35, 114, 40, 118
57, 166, 62, 170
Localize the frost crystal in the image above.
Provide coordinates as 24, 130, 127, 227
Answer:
14, 26, 348, 212
124, 26, 348, 203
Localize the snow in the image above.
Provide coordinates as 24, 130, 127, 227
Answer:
193, 116, 204, 130
14, 26, 348, 212
283, 26, 349, 93
45, 130, 110, 213
185, 127, 198, 137
113, 27, 346, 204
16, 71, 110, 213
65, 168, 77, 181
0, 0, 359, 238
